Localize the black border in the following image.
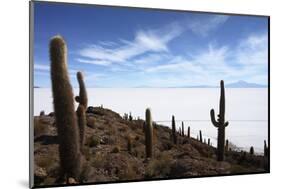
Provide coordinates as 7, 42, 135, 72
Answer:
29, 1, 270, 188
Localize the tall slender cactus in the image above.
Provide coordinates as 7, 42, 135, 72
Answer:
145, 108, 153, 158
181, 122, 185, 136
172, 115, 177, 144
199, 130, 203, 143
264, 140, 268, 157
187, 126, 190, 138
210, 80, 229, 161
75, 72, 88, 109
50, 35, 81, 180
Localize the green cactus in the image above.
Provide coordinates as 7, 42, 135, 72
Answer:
50, 35, 81, 180
145, 108, 153, 158
187, 126, 190, 138
75, 71, 88, 109
181, 122, 185, 136
172, 115, 177, 144
76, 104, 86, 151
210, 80, 229, 161
199, 130, 203, 143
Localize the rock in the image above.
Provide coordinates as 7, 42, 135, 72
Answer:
35, 166, 47, 179
86, 106, 95, 114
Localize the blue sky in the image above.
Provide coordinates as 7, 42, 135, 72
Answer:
33, 2, 268, 88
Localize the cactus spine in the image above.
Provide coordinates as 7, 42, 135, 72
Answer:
181, 122, 184, 136
172, 115, 177, 144
50, 35, 81, 180
145, 108, 153, 158
199, 130, 203, 143
187, 126, 190, 138
210, 80, 229, 161
75, 71, 88, 109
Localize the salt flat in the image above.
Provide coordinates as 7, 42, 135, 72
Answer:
34, 88, 268, 153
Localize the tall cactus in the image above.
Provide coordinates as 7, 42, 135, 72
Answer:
75, 71, 88, 109
208, 138, 210, 146
187, 126, 190, 138
210, 80, 229, 161
172, 115, 177, 144
76, 104, 86, 151
199, 130, 203, 143
145, 108, 153, 158
50, 35, 81, 180
181, 122, 185, 136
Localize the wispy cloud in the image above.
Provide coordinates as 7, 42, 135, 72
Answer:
188, 15, 229, 37
76, 23, 183, 66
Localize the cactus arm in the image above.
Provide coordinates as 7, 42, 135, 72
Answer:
75, 96, 80, 103
210, 109, 220, 127
224, 121, 229, 127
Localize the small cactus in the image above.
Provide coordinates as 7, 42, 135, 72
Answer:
199, 130, 203, 143
250, 146, 254, 155
210, 80, 229, 161
145, 108, 153, 158
129, 112, 133, 121
264, 140, 268, 157
187, 126, 190, 138
225, 139, 229, 152
50, 35, 81, 180
75, 71, 88, 109
40, 110, 45, 116
171, 115, 177, 144
181, 122, 185, 136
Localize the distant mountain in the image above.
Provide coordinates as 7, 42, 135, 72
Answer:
225, 80, 267, 88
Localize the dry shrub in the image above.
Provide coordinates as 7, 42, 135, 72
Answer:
86, 135, 100, 147
145, 152, 173, 178
34, 117, 48, 137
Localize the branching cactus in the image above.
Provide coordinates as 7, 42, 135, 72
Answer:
75, 71, 88, 109
50, 35, 81, 180
210, 80, 229, 161
181, 122, 185, 136
145, 108, 153, 158
76, 104, 86, 151
172, 115, 177, 144
187, 126, 190, 138
199, 130, 203, 143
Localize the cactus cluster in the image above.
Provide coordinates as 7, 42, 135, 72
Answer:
210, 80, 229, 161
145, 108, 153, 158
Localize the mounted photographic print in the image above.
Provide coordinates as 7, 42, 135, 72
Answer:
29, 1, 270, 188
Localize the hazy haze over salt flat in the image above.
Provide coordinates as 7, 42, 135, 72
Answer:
34, 88, 268, 153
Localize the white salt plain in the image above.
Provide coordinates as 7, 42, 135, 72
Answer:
34, 88, 268, 153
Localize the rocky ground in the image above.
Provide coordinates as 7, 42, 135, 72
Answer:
33, 107, 268, 187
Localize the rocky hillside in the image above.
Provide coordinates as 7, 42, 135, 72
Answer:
34, 107, 268, 187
